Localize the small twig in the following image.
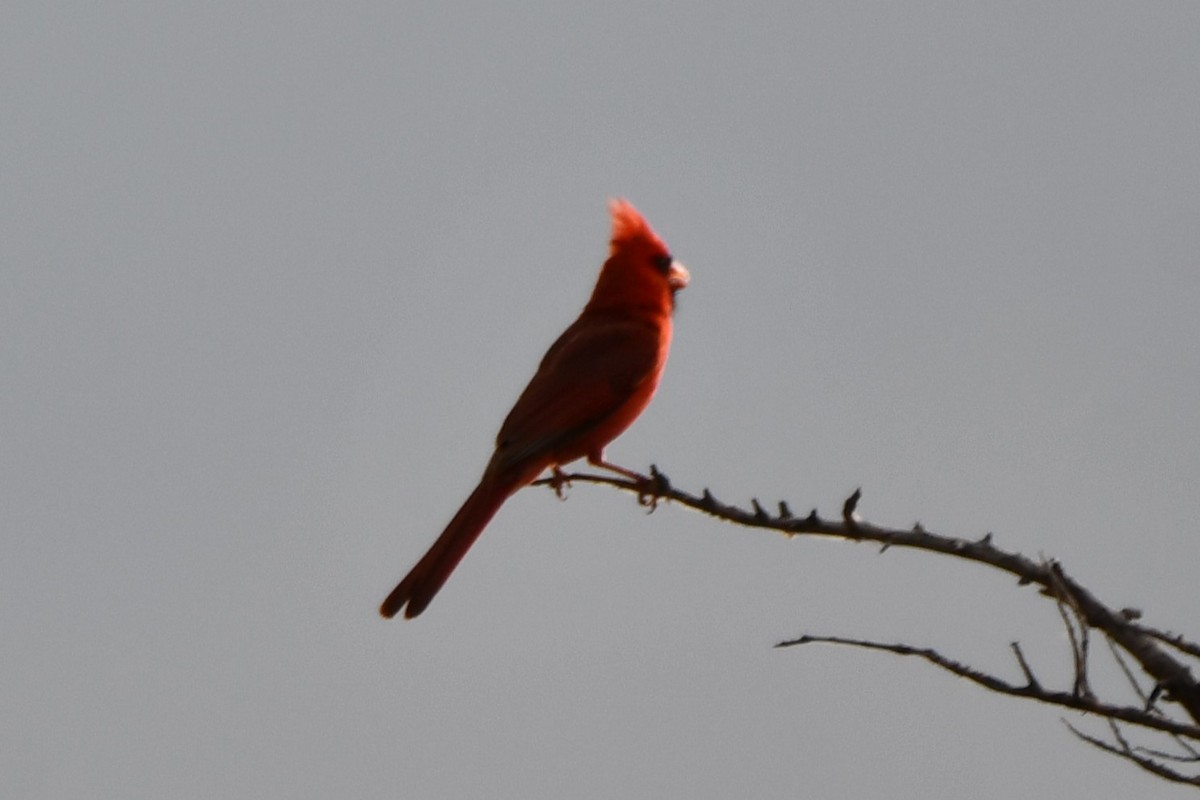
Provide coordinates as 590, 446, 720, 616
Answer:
1045, 560, 1092, 701
1137, 739, 1200, 763
1010, 642, 1041, 690
1065, 720, 1200, 787
1106, 635, 1154, 710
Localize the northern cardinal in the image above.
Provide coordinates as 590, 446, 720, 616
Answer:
379, 199, 689, 619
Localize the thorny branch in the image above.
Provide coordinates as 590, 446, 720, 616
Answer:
535, 466, 1200, 787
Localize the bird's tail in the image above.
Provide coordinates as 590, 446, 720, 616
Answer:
379, 473, 515, 619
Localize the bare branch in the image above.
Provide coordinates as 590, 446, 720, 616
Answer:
777, 634, 1200, 741
535, 469, 1200, 787
1066, 720, 1200, 787
534, 469, 1200, 727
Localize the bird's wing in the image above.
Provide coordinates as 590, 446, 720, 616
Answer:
491, 313, 662, 470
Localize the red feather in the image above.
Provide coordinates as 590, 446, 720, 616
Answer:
380, 200, 688, 619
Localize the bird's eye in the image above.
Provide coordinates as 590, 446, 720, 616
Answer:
652, 254, 674, 274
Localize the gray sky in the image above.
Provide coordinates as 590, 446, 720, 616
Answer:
4, 3, 1199, 798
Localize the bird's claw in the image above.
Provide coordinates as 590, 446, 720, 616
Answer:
549, 467, 572, 500
637, 488, 659, 511
634, 465, 670, 512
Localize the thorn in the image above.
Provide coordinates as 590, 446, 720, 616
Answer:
777, 500, 793, 520
807, 508, 819, 521
648, 464, 671, 493
842, 488, 861, 524
978, 532, 993, 545
751, 498, 769, 520
912, 522, 925, 534
1119, 607, 1143, 621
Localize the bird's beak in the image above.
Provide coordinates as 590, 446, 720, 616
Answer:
667, 260, 690, 291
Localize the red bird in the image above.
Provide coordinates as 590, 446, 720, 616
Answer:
380, 199, 689, 619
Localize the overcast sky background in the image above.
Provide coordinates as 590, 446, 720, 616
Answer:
4, 3, 1199, 798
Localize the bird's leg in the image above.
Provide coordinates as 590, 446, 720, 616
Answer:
586, 454, 647, 483
586, 454, 665, 510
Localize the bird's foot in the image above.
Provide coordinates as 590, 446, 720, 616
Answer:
549, 466, 572, 499
634, 464, 671, 512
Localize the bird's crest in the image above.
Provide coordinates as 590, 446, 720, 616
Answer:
609, 198, 667, 254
